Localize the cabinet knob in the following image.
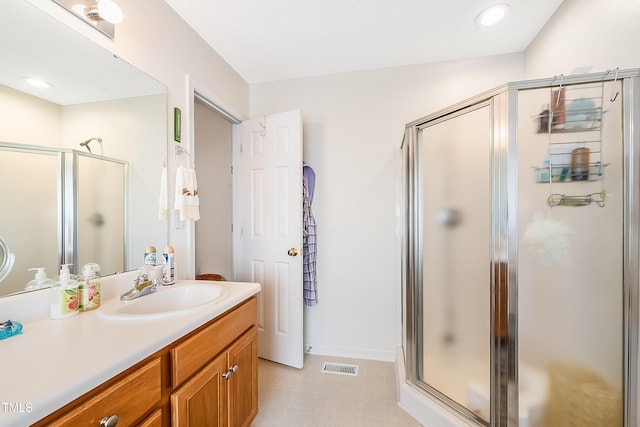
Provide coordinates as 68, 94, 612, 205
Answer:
100, 415, 119, 427
222, 365, 239, 380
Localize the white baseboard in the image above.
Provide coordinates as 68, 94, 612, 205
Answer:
304, 344, 395, 362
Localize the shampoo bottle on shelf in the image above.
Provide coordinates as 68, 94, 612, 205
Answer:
50, 264, 79, 319
79, 263, 101, 312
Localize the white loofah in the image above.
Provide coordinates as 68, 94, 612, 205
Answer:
523, 212, 574, 266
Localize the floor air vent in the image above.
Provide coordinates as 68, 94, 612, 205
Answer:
320, 362, 359, 376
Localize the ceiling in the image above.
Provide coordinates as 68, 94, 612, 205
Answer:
163, 0, 565, 84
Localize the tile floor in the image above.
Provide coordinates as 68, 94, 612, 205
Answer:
252, 354, 422, 427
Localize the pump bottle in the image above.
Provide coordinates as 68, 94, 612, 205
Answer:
50, 264, 79, 319
25, 267, 54, 291
79, 263, 101, 311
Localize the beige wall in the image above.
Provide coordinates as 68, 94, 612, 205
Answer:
525, 0, 640, 78
0, 84, 61, 145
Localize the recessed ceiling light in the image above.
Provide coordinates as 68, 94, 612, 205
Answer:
476, 4, 511, 27
22, 77, 52, 89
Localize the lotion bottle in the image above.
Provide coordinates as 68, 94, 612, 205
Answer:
50, 264, 79, 319
79, 263, 101, 311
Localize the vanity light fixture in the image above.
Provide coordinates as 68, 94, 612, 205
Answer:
475, 3, 510, 27
52, 0, 123, 39
22, 77, 52, 89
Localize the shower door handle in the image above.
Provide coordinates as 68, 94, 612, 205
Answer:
288, 247, 298, 257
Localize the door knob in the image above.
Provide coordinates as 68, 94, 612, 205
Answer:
287, 247, 298, 256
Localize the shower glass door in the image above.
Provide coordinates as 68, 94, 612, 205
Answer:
416, 103, 492, 423
516, 81, 624, 427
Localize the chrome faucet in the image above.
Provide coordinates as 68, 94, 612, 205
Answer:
120, 268, 161, 301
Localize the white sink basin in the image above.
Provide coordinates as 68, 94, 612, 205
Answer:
97, 282, 230, 320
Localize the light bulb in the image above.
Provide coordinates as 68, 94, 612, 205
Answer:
23, 77, 52, 89
98, 0, 123, 24
476, 4, 510, 27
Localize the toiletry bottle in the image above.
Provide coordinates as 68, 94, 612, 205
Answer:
571, 147, 590, 181
25, 267, 54, 291
538, 104, 550, 133
79, 263, 101, 311
50, 264, 79, 319
162, 246, 175, 285
144, 245, 157, 265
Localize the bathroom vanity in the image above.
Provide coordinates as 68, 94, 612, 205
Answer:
0, 272, 260, 427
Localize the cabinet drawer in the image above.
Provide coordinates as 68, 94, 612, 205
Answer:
171, 296, 257, 387
48, 358, 161, 427
138, 408, 163, 427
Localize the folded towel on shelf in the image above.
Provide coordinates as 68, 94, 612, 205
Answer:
174, 165, 200, 221
159, 164, 168, 220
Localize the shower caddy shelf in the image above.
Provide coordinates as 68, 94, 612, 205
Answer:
536, 80, 607, 207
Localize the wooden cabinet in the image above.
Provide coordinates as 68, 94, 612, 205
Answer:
170, 297, 258, 427
171, 327, 257, 427
34, 296, 258, 427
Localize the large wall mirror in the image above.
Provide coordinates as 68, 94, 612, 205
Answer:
0, 0, 167, 297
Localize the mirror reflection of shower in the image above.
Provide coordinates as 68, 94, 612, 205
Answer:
90, 212, 105, 266
79, 137, 103, 155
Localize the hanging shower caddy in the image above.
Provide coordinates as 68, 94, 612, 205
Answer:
535, 76, 609, 207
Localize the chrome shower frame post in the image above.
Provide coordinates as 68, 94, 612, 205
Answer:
491, 89, 517, 427
623, 75, 640, 427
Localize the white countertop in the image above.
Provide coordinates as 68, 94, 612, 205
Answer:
0, 272, 260, 426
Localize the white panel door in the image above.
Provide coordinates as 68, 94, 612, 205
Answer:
235, 110, 303, 369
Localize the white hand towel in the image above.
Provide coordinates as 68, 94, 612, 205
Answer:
159, 165, 168, 220
174, 165, 200, 221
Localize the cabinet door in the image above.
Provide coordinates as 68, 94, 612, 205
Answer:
171, 352, 228, 427
228, 326, 258, 427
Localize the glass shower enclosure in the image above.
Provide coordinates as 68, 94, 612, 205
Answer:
402, 69, 640, 427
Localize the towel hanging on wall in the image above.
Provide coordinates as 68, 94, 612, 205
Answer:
174, 165, 200, 221
303, 164, 317, 306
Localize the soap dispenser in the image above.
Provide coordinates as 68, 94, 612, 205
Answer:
25, 267, 54, 291
79, 263, 101, 311
50, 264, 79, 319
